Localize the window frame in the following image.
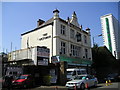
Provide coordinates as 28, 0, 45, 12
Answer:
76, 32, 82, 42
85, 48, 88, 59
60, 41, 66, 55
70, 29, 75, 39
84, 35, 87, 44
60, 24, 66, 35
71, 44, 81, 57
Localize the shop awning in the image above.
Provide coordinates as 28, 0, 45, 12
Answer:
52, 55, 92, 65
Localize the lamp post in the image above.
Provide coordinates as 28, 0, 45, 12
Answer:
93, 34, 102, 46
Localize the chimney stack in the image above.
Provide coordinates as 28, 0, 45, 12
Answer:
86, 27, 90, 34
53, 9, 59, 19
37, 19, 45, 27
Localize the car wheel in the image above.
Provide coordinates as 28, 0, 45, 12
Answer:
80, 83, 85, 90
94, 81, 97, 87
32, 82, 35, 87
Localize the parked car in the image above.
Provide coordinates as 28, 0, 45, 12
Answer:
12, 74, 35, 88
66, 75, 98, 90
105, 73, 119, 82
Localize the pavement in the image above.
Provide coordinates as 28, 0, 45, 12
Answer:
29, 82, 119, 90
27, 85, 68, 90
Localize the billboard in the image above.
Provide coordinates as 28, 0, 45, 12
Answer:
37, 46, 50, 58
37, 46, 50, 66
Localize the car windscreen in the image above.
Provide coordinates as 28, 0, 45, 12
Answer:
74, 76, 86, 80
67, 71, 73, 75
19, 76, 28, 79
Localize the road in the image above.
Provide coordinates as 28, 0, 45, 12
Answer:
90, 82, 120, 90
1, 82, 120, 90
31, 82, 120, 90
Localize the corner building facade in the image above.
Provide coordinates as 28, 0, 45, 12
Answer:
21, 9, 92, 66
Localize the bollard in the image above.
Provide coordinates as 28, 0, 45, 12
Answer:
74, 83, 77, 90
108, 80, 112, 85
85, 83, 89, 89
106, 80, 108, 86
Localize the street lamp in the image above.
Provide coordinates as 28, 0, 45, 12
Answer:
93, 34, 102, 46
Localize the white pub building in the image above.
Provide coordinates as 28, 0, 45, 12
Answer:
21, 9, 92, 66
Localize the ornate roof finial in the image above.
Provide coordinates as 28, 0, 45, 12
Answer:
80, 25, 83, 30
67, 17, 70, 21
53, 9, 59, 13
73, 11, 76, 15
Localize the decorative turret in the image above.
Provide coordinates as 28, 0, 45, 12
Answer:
70, 11, 79, 27
72, 11, 77, 19
53, 9, 59, 19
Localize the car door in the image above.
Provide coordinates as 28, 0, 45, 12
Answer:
89, 75, 95, 86
84, 76, 91, 87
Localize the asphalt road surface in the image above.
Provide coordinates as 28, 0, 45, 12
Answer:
1, 82, 120, 90
90, 82, 120, 90
31, 82, 120, 90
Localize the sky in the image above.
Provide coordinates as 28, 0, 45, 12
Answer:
1, 2, 119, 53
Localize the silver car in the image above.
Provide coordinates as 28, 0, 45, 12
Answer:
66, 75, 98, 90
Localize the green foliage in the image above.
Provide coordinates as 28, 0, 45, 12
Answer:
43, 75, 52, 85
92, 46, 118, 68
91, 46, 119, 82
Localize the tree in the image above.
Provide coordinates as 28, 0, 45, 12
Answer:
91, 45, 119, 82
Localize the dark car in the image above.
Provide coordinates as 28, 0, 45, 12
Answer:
12, 74, 35, 88
105, 73, 119, 82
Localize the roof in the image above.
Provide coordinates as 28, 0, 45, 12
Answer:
21, 18, 54, 36
40, 17, 54, 27
100, 13, 113, 18
21, 17, 88, 36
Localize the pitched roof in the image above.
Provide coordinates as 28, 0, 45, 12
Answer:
21, 17, 88, 36
21, 18, 54, 36
39, 17, 54, 27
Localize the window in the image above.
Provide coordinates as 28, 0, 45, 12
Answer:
85, 49, 88, 58
76, 47, 81, 57
84, 35, 87, 44
70, 29, 75, 39
71, 44, 75, 56
13, 72, 17, 75
77, 71, 81, 75
76, 32, 82, 42
71, 44, 81, 57
73, 71, 76, 76
60, 42, 66, 54
61, 24, 66, 35
9, 72, 12, 75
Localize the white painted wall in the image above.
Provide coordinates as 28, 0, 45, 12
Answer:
21, 25, 53, 61
21, 16, 92, 62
